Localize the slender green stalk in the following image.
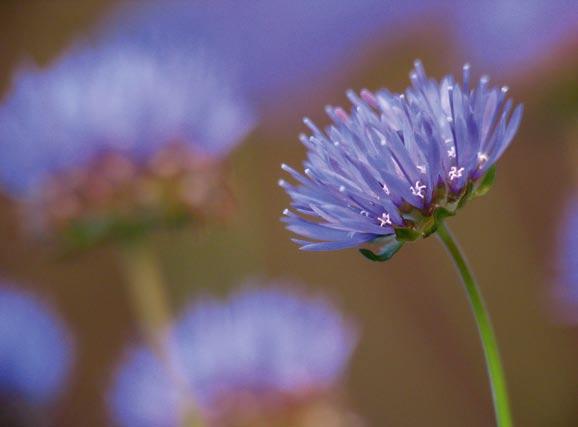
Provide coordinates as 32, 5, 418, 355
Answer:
118, 239, 205, 427
436, 222, 513, 427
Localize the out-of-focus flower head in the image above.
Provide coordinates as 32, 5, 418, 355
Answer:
0, 36, 254, 248
0, 286, 73, 405
100, 0, 434, 112
553, 196, 578, 322
280, 61, 523, 259
100, 0, 578, 113
109, 283, 360, 427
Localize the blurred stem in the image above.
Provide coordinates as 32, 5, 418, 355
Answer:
118, 239, 205, 427
436, 222, 513, 427
119, 240, 171, 349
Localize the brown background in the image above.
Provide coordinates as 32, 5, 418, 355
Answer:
0, 1, 577, 426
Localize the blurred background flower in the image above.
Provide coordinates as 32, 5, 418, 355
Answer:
110, 283, 359, 427
96, 0, 578, 117
0, 285, 73, 426
99, 0, 435, 115
0, 33, 253, 248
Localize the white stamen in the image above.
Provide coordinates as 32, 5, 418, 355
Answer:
501, 86, 509, 93
378, 212, 392, 227
477, 152, 489, 163
382, 183, 390, 195
278, 179, 287, 187
360, 210, 370, 217
444, 138, 453, 145
304, 168, 311, 176
447, 146, 456, 158
410, 181, 426, 199
283, 209, 289, 215
449, 166, 465, 181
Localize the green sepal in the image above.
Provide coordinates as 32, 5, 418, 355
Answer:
434, 206, 455, 222
474, 166, 496, 197
359, 239, 404, 262
395, 227, 422, 242
458, 181, 474, 208
422, 207, 455, 237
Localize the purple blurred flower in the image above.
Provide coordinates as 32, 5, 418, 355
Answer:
0, 286, 73, 405
108, 348, 184, 427
109, 284, 357, 426
554, 197, 578, 321
100, 0, 577, 113
0, 41, 253, 198
280, 61, 523, 254
0, 36, 254, 243
99, 0, 435, 111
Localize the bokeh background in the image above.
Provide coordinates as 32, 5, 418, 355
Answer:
0, 1, 577, 426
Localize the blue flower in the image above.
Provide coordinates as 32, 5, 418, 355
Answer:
0, 41, 252, 197
109, 284, 357, 427
99, 0, 575, 113
0, 38, 254, 243
280, 61, 523, 255
100, 0, 430, 112
554, 197, 578, 322
0, 286, 73, 404
108, 348, 185, 427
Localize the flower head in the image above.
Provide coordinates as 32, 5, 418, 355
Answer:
0, 38, 254, 247
281, 61, 523, 259
109, 284, 358, 426
0, 286, 73, 405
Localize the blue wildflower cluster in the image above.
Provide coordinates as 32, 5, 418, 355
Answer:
0, 286, 73, 405
281, 61, 523, 257
109, 285, 357, 427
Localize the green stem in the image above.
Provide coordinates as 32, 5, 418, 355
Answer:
436, 222, 513, 427
118, 239, 205, 427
